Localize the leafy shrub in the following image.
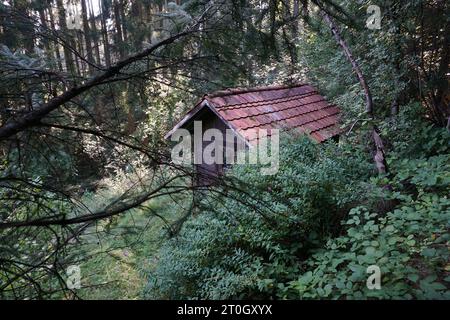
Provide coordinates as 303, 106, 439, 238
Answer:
285, 153, 450, 299
283, 116, 450, 299
144, 136, 371, 299
380, 103, 450, 160
286, 199, 449, 299
144, 104, 450, 300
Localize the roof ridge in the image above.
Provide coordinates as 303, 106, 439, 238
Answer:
207, 83, 306, 98
213, 89, 317, 111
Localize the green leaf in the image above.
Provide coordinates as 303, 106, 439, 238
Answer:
407, 274, 419, 283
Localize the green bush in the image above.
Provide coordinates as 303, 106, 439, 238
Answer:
144, 105, 450, 300
286, 198, 450, 299
144, 136, 371, 299
285, 151, 450, 299
285, 113, 450, 299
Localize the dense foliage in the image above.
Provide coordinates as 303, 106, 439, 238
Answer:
146, 109, 450, 299
0, 0, 448, 299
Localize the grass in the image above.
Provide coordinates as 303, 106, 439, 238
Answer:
70, 181, 193, 299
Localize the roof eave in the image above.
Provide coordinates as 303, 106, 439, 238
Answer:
164, 99, 250, 147
164, 99, 208, 140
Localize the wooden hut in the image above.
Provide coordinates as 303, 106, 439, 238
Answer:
165, 83, 341, 183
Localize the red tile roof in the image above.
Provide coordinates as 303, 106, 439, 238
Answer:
165, 83, 341, 144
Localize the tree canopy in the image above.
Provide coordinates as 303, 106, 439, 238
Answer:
0, 0, 448, 299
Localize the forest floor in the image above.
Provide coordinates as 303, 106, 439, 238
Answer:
74, 196, 184, 299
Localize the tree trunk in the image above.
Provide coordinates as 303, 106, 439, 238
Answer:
320, 11, 374, 116
81, 0, 95, 74
15, 2, 35, 54
320, 10, 387, 174
434, 24, 450, 125
47, 2, 64, 72
100, 0, 111, 67
37, 6, 51, 52
292, 0, 300, 37
88, 0, 102, 65
119, 0, 128, 43
113, 0, 125, 58
55, 0, 76, 75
